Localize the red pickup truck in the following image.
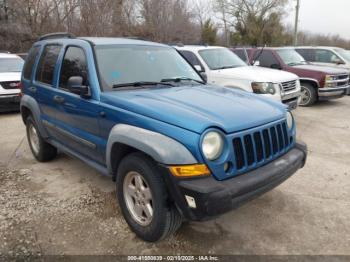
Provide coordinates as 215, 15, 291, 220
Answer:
232, 47, 350, 106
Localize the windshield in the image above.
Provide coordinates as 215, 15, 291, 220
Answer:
94, 45, 202, 90
0, 58, 24, 73
335, 48, 350, 62
198, 48, 247, 70
277, 49, 307, 66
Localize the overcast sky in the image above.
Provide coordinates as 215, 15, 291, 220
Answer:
285, 0, 350, 39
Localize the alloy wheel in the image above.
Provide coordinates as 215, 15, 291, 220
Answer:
123, 171, 153, 226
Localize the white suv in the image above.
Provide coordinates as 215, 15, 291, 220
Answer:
0, 53, 24, 112
175, 45, 301, 110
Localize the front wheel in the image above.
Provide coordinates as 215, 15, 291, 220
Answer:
116, 152, 182, 242
299, 83, 317, 107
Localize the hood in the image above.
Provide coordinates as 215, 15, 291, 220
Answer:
0, 72, 21, 82
212, 66, 298, 83
101, 85, 286, 134
292, 64, 349, 75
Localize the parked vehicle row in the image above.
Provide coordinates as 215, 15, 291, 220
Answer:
232, 47, 350, 106
20, 33, 308, 242
175, 45, 301, 110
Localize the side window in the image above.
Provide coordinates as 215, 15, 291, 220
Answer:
256, 50, 279, 68
179, 50, 204, 71
59, 46, 88, 92
233, 49, 248, 62
296, 49, 315, 61
35, 45, 62, 85
23, 46, 40, 80
315, 49, 341, 63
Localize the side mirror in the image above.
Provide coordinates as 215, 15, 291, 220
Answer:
200, 72, 208, 83
67, 76, 91, 98
270, 63, 282, 70
333, 58, 345, 65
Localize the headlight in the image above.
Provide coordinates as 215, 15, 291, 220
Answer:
286, 111, 294, 130
251, 82, 276, 95
325, 75, 336, 82
325, 75, 337, 88
202, 131, 224, 161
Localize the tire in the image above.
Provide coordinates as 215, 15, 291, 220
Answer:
300, 83, 317, 107
26, 116, 57, 162
117, 152, 182, 242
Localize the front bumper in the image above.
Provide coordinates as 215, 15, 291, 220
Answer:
318, 86, 348, 100
163, 141, 307, 221
281, 90, 301, 111
0, 94, 21, 112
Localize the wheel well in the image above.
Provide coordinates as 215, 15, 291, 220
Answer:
21, 106, 32, 124
110, 143, 145, 181
300, 80, 318, 89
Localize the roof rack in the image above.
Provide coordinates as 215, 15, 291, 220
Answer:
38, 32, 76, 41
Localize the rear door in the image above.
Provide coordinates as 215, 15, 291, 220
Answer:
34, 44, 63, 136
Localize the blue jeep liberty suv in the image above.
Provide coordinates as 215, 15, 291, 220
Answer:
20, 33, 308, 242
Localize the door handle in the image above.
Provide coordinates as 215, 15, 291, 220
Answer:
28, 86, 37, 93
53, 95, 65, 104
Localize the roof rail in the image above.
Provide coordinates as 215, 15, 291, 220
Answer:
125, 36, 147, 41
38, 32, 76, 41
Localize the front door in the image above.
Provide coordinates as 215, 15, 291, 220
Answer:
52, 46, 103, 164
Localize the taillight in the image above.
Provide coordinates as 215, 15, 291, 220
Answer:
19, 82, 23, 97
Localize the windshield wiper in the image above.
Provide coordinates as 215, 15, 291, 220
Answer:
161, 77, 204, 84
213, 66, 236, 70
288, 61, 307, 66
113, 81, 174, 89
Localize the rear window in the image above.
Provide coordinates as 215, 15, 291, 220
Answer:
35, 45, 62, 85
23, 46, 40, 79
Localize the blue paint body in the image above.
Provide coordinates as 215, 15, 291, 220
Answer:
21, 37, 295, 181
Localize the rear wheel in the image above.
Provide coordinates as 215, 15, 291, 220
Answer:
117, 152, 182, 242
300, 83, 317, 107
26, 116, 57, 162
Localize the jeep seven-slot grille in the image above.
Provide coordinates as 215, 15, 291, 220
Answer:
281, 80, 297, 92
232, 121, 290, 171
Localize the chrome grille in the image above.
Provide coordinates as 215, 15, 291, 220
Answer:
281, 80, 297, 92
330, 74, 349, 87
0, 81, 20, 90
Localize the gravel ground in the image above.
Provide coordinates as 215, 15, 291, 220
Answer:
0, 97, 350, 259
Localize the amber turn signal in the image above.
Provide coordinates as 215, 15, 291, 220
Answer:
169, 164, 210, 177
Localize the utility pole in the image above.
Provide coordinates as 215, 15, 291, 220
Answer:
294, 0, 300, 46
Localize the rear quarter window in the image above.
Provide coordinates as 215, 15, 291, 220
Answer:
23, 46, 40, 80
35, 45, 62, 86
